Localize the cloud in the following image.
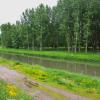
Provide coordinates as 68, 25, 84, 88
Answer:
0, 0, 57, 25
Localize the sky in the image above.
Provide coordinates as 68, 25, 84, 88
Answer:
0, 0, 57, 25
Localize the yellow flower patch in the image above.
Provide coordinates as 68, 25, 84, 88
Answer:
7, 84, 17, 97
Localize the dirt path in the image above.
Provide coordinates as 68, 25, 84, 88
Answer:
0, 65, 90, 100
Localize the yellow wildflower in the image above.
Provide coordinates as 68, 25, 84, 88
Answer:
7, 84, 17, 97
9, 90, 17, 96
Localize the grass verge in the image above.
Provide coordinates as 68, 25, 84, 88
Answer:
0, 57, 100, 100
0, 48, 100, 64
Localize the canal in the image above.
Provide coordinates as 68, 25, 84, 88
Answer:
0, 52, 100, 77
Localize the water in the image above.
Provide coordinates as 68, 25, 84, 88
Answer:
0, 52, 100, 77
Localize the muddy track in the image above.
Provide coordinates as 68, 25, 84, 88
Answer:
0, 65, 90, 100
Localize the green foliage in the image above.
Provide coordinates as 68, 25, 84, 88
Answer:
0, 0, 100, 52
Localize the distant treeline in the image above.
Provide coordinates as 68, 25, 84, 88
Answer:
0, 0, 100, 52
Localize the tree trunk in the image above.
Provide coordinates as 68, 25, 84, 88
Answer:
27, 32, 30, 50
40, 33, 42, 51
85, 39, 88, 53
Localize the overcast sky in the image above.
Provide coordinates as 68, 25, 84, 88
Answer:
0, 0, 57, 25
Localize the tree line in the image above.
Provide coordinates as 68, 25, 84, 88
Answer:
0, 0, 100, 52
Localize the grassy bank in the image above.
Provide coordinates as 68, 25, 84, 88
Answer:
0, 48, 100, 64
0, 58, 100, 100
0, 80, 32, 100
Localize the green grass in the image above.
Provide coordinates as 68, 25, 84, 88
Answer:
0, 80, 32, 100
0, 48, 100, 64
0, 57, 100, 100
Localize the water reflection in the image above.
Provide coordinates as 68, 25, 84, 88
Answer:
0, 53, 100, 77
